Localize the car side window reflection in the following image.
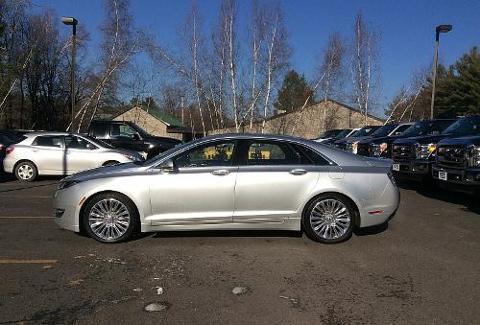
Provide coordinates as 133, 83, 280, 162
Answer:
246, 141, 305, 166
65, 136, 97, 150
175, 141, 235, 168
32, 136, 63, 148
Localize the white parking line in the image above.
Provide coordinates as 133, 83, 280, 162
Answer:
0, 259, 57, 264
0, 216, 54, 219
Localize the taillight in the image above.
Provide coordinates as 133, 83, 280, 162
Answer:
5, 146, 14, 155
0, 144, 4, 151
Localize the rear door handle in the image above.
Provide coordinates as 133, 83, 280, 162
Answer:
289, 168, 307, 175
212, 169, 230, 176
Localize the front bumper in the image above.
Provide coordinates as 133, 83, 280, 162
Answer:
53, 188, 82, 232
432, 165, 480, 191
392, 160, 432, 178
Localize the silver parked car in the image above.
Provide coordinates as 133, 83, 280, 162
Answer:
54, 134, 399, 244
3, 132, 143, 182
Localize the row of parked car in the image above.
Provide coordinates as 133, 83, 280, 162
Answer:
0, 120, 182, 182
315, 115, 480, 194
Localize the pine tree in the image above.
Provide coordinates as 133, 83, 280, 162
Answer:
274, 70, 314, 113
436, 47, 480, 117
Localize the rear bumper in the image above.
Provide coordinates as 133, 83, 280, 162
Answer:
359, 179, 400, 228
432, 165, 480, 192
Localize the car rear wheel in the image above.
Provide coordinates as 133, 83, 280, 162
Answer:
82, 193, 138, 243
303, 194, 354, 243
15, 161, 37, 182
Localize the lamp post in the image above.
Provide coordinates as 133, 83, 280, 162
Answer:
61, 16, 78, 130
430, 24, 452, 119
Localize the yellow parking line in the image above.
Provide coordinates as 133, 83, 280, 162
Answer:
0, 259, 57, 264
0, 216, 54, 219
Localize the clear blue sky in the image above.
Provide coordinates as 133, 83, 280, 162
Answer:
34, 0, 479, 111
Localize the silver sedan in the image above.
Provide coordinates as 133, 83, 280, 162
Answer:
54, 134, 399, 244
3, 132, 143, 181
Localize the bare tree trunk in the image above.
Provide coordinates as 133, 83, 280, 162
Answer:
261, 14, 278, 134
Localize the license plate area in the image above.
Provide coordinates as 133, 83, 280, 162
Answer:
438, 171, 447, 181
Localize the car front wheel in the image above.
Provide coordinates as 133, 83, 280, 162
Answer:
303, 194, 354, 243
82, 193, 138, 243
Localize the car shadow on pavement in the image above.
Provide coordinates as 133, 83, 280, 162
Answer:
354, 222, 388, 237
397, 179, 480, 215
152, 229, 303, 239
0, 174, 61, 193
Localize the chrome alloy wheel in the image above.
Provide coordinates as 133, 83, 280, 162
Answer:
88, 199, 131, 241
310, 198, 351, 240
17, 164, 34, 180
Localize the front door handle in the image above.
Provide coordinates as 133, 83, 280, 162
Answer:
289, 168, 307, 175
211, 169, 230, 176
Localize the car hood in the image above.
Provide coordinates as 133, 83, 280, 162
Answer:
393, 135, 446, 146
359, 135, 406, 145
438, 135, 480, 147
335, 136, 371, 145
64, 162, 148, 182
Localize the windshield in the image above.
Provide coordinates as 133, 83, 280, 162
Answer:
319, 129, 341, 138
333, 129, 352, 139
355, 126, 380, 137
442, 116, 480, 136
83, 135, 114, 148
370, 124, 398, 137
401, 121, 440, 137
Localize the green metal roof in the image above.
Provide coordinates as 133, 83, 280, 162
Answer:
141, 106, 184, 128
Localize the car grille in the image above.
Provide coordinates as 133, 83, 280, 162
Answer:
436, 145, 468, 169
392, 144, 415, 161
356, 143, 370, 156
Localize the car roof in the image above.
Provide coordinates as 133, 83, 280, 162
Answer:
23, 131, 83, 138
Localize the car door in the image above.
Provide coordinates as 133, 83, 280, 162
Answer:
30, 135, 65, 175
64, 135, 99, 173
148, 140, 238, 226
233, 140, 321, 224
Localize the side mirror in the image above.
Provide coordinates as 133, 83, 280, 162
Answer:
158, 159, 174, 173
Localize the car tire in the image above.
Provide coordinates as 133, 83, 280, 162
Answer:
82, 192, 139, 243
14, 161, 38, 182
102, 160, 120, 167
302, 193, 355, 244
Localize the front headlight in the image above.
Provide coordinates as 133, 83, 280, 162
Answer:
470, 146, 480, 166
416, 143, 436, 159
351, 141, 359, 154
371, 142, 388, 157
123, 153, 141, 161
58, 179, 82, 190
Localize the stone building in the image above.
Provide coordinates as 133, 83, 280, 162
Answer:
211, 99, 385, 139
112, 106, 191, 140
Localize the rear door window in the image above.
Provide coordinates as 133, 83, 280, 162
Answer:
246, 141, 305, 166
32, 136, 63, 148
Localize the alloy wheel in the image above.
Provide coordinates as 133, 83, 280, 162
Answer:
310, 198, 351, 240
88, 198, 131, 241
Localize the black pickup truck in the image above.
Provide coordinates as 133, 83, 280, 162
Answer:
432, 116, 480, 193
381, 119, 455, 180
88, 120, 182, 159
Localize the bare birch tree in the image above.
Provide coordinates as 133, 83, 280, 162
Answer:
69, 0, 138, 132
350, 13, 379, 125
260, 3, 289, 133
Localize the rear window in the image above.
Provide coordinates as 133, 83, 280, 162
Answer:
32, 136, 63, 148
90, 123, 108, 138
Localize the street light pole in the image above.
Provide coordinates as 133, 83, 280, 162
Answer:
62, 17, 78, 130
430, 24, 452, 119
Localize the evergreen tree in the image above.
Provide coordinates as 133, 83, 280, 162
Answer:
274, 70, 314, 113
436, 47, 480, 117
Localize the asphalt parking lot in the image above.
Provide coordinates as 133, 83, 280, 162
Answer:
0, 175, 479, 324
